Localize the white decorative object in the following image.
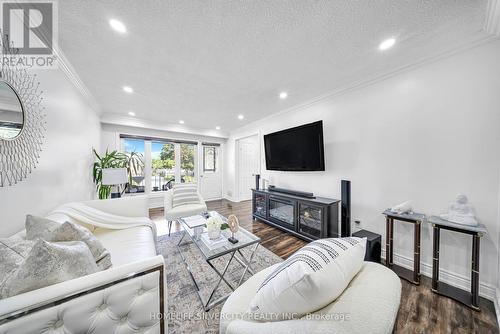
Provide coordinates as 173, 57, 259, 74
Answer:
206, 215, 222, 240
390, 200, 413, 214
194, 226, 203, 240
227, 214, 240, 244
249, 237, 366, 320
440, 194, 478, 226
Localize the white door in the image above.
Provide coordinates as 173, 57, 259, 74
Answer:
237, 135, 259, 201
200, 145, 222, 200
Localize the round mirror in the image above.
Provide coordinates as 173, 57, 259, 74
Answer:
0, 81, 24, 140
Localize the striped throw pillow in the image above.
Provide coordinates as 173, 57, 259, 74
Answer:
172, 183, 200, 207
249, 237, 366, 320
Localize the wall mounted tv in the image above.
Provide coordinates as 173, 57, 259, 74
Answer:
264, 121, 325, 171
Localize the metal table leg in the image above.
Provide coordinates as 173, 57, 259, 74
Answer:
176, 229, 261, 311
432, 225, 440, 292
471, 234, 480, 309
385, 216, 391, 267
204, 252, 236, 311
236, 244, 259, 286
414, 221, 421, 283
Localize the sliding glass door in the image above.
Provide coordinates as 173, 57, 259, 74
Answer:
123, 138, 146, 194
180, 143, 196, 183
152, 141, 176, 191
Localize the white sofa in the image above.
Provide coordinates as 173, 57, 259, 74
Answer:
220, 261, 401, 334
0, 196, 166, 334
164, 188, 207, 235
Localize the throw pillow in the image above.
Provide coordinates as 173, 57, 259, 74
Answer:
249, 237, 367, 320
52, 221, 112, 270
0, 239, 98, 299
25, 216, 112, 270
172, 183, 200, 207
25, 215, 61, 240
0, 237, 36, 281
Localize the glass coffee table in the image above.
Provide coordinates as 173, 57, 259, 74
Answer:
176, 212, 261, 311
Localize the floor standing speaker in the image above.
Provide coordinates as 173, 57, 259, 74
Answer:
341, 180, 351, 237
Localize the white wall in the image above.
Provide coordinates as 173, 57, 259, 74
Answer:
225, 40, 500, 299
0, 69, 101, 237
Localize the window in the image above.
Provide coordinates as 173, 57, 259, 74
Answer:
123, 138, 145, 193
152, 142, 176, 191
121, 136, 200, 193
203, 146, 216, 172
181, 143, 196, 183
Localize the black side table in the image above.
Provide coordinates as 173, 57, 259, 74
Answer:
383, 210, 425, 285
427, 216, 487, 311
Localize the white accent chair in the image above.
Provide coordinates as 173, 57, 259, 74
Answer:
220, 262, 401, 334
164, 188, 207, 235
0, 196, 167, 334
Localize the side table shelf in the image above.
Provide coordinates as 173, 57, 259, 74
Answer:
427, 216, 487, 311
383, 210, 425, 285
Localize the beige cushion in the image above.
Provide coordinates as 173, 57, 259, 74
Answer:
165, 202, 208, 221
93, 225, 157, 267
172, 183, 200, 207
220, 261, 401, 334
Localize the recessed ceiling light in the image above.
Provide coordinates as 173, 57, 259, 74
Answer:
109, 19, 127, 34
123, 86, 133, 93
215, 126, 221, 130
128, 111, 135, 116
238, 115, 244, 120
179, 120, 185, 124
279, 92, 288, 99
379, 38, 396, 51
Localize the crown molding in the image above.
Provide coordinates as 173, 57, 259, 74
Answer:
486, 0, 500, 36
231, 34, 498, 135
53, 46, 102, 114
100, 113, 229, 139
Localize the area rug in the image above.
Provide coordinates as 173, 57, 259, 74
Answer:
157, 232, 283, 334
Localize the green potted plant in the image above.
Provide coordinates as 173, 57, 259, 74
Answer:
92, 149, 128, 199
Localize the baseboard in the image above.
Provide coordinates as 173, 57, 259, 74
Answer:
223, 195, 239, 202
381, 250, 496, 301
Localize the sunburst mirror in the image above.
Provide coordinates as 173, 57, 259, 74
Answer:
0, 33, 46, 187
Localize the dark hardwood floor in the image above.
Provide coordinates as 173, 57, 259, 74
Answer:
150, 199, 499, 334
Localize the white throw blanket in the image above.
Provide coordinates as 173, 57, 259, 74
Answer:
51, 202, 158, 249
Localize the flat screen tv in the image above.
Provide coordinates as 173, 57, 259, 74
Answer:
264, 121, 325, 171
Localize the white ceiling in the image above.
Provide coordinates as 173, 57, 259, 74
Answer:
58, 0, 490, 135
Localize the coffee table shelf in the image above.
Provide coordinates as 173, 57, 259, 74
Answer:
176, 213, 261, 311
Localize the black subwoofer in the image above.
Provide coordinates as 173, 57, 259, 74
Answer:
352, 229, 381, 263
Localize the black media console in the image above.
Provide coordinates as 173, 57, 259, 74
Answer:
252, 188, 340, 241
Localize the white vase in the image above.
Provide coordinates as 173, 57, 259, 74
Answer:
208, 228, 221, 240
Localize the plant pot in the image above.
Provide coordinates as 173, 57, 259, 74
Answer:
208, 228, 221, 240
